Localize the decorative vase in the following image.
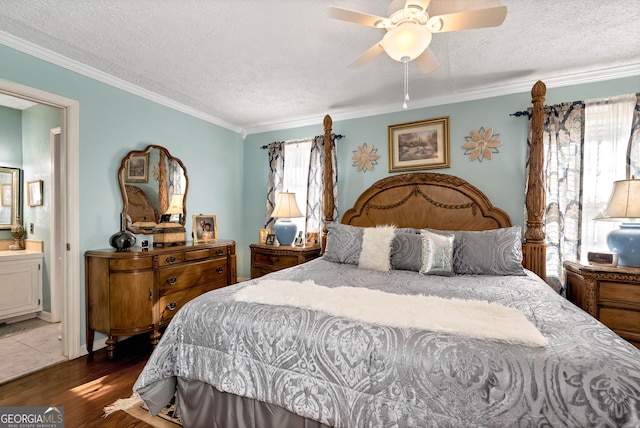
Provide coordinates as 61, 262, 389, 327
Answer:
9, 216, 25, 250
109, 213, 136, 251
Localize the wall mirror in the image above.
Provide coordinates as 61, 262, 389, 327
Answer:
0, 166, 20, 229
118, 145, 188, 235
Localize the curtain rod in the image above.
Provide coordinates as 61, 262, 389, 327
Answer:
510, 110, 531, 118
260, 134, 344, 150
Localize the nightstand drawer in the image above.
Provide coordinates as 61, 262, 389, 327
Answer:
253, 252, 298, 268
600, 281, 640, 305
599, 307, 640, 334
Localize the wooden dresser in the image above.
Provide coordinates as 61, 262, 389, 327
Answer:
564, 260, 640, 349
85, 240, 236, 359
250, 243, 321, 279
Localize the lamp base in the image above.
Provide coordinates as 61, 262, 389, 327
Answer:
274, 219, 297, 246
608, 223, 640, 267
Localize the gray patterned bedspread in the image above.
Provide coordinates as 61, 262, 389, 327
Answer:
134, 258, 640, 427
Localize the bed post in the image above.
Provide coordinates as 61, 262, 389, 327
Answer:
322, 114, 334, 253
524, 81, 547, 280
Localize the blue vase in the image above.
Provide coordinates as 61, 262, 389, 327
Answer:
274, 219, 297, 246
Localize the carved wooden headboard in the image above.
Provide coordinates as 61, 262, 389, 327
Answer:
320, 81, 547, 281
341, 172, 511, 231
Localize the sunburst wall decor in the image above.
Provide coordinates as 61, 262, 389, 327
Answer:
462, 127, 502, 162
351, 143, 379, 172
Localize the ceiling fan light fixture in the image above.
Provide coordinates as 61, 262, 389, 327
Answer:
381, 22, 432, 62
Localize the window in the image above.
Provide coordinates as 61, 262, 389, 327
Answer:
282, 140, 312, 237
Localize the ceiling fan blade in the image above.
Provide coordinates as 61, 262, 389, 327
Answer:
427, 6, 507, 33
348, 43, 385, 68
327, 6, 386, 28
415, 48, 439, 73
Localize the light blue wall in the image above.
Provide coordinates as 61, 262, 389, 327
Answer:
242, 76, 640, 278
0, 45, 244, 342
22, 103, 60, 312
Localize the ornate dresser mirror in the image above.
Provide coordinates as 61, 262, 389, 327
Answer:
0, 166, 20, 229
118, 145, 188, 235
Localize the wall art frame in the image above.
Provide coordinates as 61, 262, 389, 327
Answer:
124, 152, 149, 183
27, 179, 43, 206
388, 116, 450, 172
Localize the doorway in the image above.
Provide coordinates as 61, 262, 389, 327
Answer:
0, 78, 81, 361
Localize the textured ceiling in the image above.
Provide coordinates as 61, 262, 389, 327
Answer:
0, 0, 639, 135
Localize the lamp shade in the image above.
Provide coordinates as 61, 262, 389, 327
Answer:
596, 179, 640, 267
598, 179, 640, 221
271, 192, 303, 246
270, 192, 304, 219
165, 194, 184, 215
381, 22, 432, 62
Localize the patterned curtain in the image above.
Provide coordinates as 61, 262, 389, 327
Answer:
307, 135, 339, 245
264, 142, 285, 229
628, 94, 640, 176
527, 101, 585, 293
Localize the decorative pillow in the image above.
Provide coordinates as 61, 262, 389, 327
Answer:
391, 231, 423, 272
358, 225, 396, 271
453, 226, 526, 276
419, 229, 455, 276
323, 222, 364, 264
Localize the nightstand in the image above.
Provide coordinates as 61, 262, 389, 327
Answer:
250, 243, 322, 279
564, 260, 640, 349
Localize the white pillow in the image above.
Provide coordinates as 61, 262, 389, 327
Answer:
358, 225, 396, 271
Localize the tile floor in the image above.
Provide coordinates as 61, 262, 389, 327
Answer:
0, 320, 67, 384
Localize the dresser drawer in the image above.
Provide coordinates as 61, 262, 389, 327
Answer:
159, 258, 228, 294
252, 252, 298, 268
157, 252, 185, 267
599, 281, 640, 305
159, 284, 216, 324
110, 257, 153, 271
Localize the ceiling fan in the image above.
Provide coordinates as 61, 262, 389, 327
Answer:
328, 0, 507, 74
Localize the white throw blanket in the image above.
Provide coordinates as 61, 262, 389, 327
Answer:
234, 280, 548, 347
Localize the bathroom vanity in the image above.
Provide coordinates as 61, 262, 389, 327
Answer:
0, 250, 43, 322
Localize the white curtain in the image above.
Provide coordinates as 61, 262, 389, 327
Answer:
581, 94, 636, 262
283, 139, 312, 237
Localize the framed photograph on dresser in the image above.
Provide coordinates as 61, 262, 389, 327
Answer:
193, 215, 218, 243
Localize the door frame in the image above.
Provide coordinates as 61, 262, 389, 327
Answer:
0, 78, 81, 359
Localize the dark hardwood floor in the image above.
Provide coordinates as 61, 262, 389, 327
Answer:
0, 334, 156, 427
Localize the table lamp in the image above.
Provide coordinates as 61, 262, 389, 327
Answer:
270, 191, 304, 246
595, 178, 640, 267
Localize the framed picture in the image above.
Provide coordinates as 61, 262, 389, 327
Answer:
125, 153, 149, 183
193, 214, 218, 243
27, 180, 43, 206
1, 184, 11, 207
388, 116, 450, 172
265, 234, 276, 245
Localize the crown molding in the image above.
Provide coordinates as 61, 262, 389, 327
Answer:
0, 31, 243, 134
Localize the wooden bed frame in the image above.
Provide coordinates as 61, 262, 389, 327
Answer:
321, 80, 547, 281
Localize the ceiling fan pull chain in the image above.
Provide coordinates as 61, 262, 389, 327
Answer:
402, 56, 409, 109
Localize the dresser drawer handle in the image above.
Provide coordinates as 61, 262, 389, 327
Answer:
216, 266, 224, 274
272, 257, 280, 263
166, 302, 177, 311
167, 276, 177, 285
216, 249, 224, 256
166, 256, 177, 264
